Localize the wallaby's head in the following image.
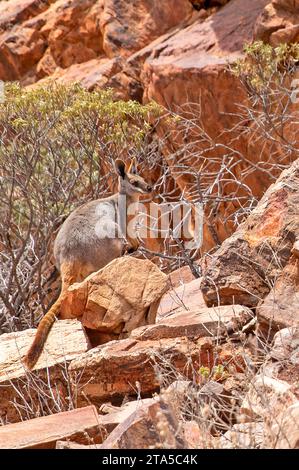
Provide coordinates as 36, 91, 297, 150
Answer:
115, 158, 152, 198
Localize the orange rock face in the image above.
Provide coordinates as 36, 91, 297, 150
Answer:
141, 0, 276, 250
201, 159, 299, 307
32, 0, 104, 81
0, 0, 194, 85
100, 0, 194, 58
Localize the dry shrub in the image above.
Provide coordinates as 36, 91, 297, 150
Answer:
0, 83, 162, 333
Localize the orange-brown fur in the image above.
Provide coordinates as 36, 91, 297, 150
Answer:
23, 261, 86, 369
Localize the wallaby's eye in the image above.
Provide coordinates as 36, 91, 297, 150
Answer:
131, 181, 139, 187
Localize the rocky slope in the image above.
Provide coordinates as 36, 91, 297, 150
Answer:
0, 0, 299, 450
0, 247, 298, 447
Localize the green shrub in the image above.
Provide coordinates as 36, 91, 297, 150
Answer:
232, 41, 299, 94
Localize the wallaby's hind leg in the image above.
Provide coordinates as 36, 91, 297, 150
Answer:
23, 261, 83, 370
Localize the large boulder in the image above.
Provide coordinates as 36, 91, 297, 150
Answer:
60, 257, 169, 338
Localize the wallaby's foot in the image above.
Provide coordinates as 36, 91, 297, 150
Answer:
122, 239, 140, 255
122, 244, 135, 255
127, 245, 137, 254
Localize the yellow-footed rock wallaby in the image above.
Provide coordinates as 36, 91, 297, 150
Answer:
24, 158, 152, 369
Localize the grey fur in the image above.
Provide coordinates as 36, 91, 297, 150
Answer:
54, 194, 123, 272
54, 159, 151, 274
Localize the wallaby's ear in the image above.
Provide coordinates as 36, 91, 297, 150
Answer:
115, 159, 126, 179
127, 157, 138, 175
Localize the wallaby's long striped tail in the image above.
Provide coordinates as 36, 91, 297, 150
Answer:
24, 296, 63, 370
24, 261, 82, 370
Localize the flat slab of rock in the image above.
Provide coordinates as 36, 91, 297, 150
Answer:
69, 336, 214, 406
56, 398, 159, 449
0, 320, 90, 379
132, 305, 254, 341
0, 320, 90, 424
0, 405, 102, 449
158, 278, 206, 319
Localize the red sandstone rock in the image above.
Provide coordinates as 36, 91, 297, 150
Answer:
0, 0, 194, 85
0, 0, 51, 33
257, 256, 299, 339
60, 257, 168, 337
132, 305, 253, 341
0, 320, 90, 424
220, 422, 265, 449
270, 327, 299, 362
100, 0, 194, 58
98, 398, 186, 449
254, 0, 299, 46
268, 402, 299, 449
142, 0, 275, 250
240, 375, 297, 421
0, 405, 102, 448
158, 278, 206, 318
68, 336, 215, 406
169, 265, 195, 288
201, 159, 299, 307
